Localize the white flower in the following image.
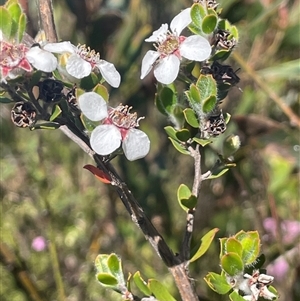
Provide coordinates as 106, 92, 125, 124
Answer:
43, 42, 121, 88
140, 8, 211, 85
78, 92, 150, 161
240, 271, 276, 301
0, 31, 57, 82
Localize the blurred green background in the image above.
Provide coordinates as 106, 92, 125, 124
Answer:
0, 0, 299, 300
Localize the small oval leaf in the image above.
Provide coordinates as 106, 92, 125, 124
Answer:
168, 137, 190, 155
202, 14, 218, 34
190, 228, 219, 262
183, 108, 199, 128
133, 272, 151, 296
221, 252, 244, 276
192, 137, 211, 147
202, 95, 217, 114
204, 272, 231, 294
175, 129, 191, 142
148, 279, 177, 301
97, 273, 118, 286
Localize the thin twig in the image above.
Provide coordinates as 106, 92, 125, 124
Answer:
180, 145, 202, 262
38, 0, 58, 42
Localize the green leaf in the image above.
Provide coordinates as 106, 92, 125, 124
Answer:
4, 0, 19, 8
190, 228, 219, 262
168, 137, 190, 155
225, 238, 243, 257
80, 72, 100, 90
30, 122, 60, 130
206, 167, 229, 179
148, 279, 177, 301
211, 49, 232, 61
192, 137, 211, 147
196, 75, 217, 105
50, 105, 62, 121
189, 84, 201, 104
17, 12, 27, 43
236, 231, 260, 265
177, 184, 192, 200
164, 126, 178, 141
175, 129, 191, 142
93, 84, 109, 102
95, 254, 110, 274
6, 2, 21, 22
6, 3, 20, 38
190, 3, 206, 29
159, 86, 177, 115
219, 238, 228, 258
188, 22, 203, 35
204, 272, 231, 294
183, 108, 199, 128
202, 14, 218, 34
180, 195, 198, 212
229, 291, 247, 301
0, 7, 13, 39
221, 252, 244, 276
202, 95, 217, 114
107, 253, 122, 277
133, 272, 151, 296
0, 96, 14, 103
177, 184, 197, 212
97, 273, 118, 286
80, 114, 97, 132
244, 254, 266, 273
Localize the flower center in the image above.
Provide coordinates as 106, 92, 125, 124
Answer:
156, 33, 180, 57
0, 41, 28, 68
76, 44, 100, 67
107, 105, 144, 129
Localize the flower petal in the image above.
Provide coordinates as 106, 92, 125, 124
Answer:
66, 54, 91, 78
145, 24, 168, 42
96, 60, 121, 88
180, 35, 211, 61
26, 46, 57, 72
122, 129, 150, 161
78, 92, 108, 121
140, 50, 160, 79
43, 41, 75, 54
170, 8, 191, 36
90, 124, 121, 156
153, 55, 180, 84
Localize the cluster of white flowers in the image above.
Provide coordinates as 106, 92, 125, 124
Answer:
1, 7, 212, 160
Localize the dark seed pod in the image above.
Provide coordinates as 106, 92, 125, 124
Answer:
11, 102, 37, 128
213, 29, 237, 51
38, 79, 64, 103
204, 109, 226, 137
202, 61, 240, 86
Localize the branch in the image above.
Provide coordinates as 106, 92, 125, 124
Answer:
180, 145, 203, 262
38, 0, 58, 43
37, 1, 200, 300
